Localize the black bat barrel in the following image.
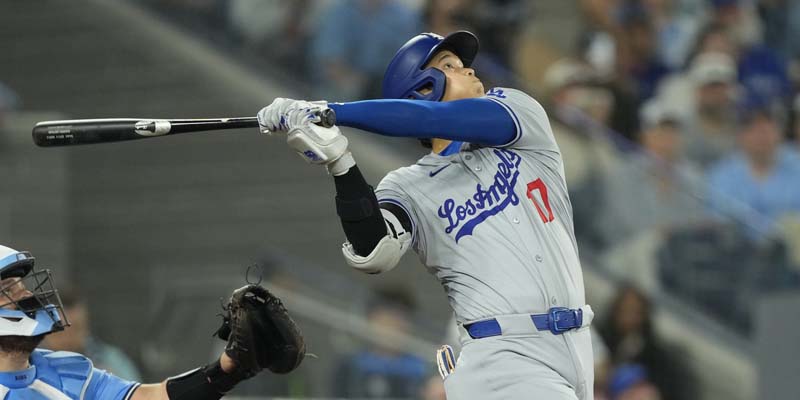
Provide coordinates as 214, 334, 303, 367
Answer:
32, 119, 150, 147
32, 109, 336, 148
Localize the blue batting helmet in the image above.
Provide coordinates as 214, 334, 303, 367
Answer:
382, 31, 479, 101
0, 244, 67, 337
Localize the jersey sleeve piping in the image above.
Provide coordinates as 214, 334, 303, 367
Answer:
378, 198, 417, 244
486, 96, 522, 147
79, 357, 94, 400
122, 383, 140, 400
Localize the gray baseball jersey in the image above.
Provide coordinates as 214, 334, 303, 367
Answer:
375, 87, 586, 324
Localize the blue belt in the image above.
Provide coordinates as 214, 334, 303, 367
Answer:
464, 307, 584, 338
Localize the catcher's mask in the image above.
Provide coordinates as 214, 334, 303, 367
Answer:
0, 245, 67, 337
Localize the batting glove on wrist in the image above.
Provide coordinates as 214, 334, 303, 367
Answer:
286, 123, 355, 176
257, 98, 328, 134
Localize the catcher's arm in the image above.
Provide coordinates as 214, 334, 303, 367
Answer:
128, 355, 237, 400
129, 284, 304, 400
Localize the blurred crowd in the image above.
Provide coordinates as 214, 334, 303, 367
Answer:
142, 0, 800, 331
556, 0, 800, 338
142, 0, 530, 99
4, 0, 800, 398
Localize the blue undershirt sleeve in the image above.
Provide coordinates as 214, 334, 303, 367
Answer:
328, 98, 516, 146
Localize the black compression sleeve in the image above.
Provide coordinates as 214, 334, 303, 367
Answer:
165, 360, 247, 400
333, 165, 387, 256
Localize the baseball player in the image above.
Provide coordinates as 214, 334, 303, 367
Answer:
0, 244, 305, 400
258, 31, 594, 399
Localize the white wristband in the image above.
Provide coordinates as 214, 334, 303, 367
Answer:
326, 152, 356, 176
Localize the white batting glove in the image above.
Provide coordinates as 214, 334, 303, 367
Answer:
286, 123, 355, 176
257, 98, 327, 134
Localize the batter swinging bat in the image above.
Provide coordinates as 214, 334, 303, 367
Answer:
32, 109, 336, 147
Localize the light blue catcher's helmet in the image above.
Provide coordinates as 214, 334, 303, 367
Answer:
0, 244, 67, 337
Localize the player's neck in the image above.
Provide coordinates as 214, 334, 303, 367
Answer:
431, 138, 452, 154
0, 351, 31, 372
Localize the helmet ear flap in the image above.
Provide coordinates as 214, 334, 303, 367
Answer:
404, 68, 447, 101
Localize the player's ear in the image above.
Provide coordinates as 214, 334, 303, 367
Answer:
417, 84, 434, 96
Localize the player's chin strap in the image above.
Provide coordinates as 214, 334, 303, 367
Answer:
165, 359, 248, 400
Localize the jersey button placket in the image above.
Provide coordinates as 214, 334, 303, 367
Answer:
462, 153, 481, 178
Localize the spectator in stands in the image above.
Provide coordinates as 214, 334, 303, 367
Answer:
706, 0, 792, 103
460, 0, 529, 68
42, 285, 142, 381
545, 59, 614, 126
542, 58, 619, 250
598, 285, 694, 400
758, 0, 800, 68
425, 0, 470, 36
690, 22, 738, 60
640, 0, 705, 70
607, 364, 662, 400
579, 0, 625, 78
578, 0, 651, 139
617, 10, 671, 102
309, 0, 421, 100
707, 0, 763, 47
707, 101, 800, 238
592, 328, 613, 400
600, 100, 705, 246
681, 52, 741, 168
332, 286, 428, 399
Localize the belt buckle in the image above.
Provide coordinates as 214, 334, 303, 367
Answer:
548, 307, 580, 335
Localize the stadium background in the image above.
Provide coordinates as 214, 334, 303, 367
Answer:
1, 0, 799, 399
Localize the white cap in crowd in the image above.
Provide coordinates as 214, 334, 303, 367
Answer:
543, 58, 601, 94
640, 99, 683, 131
689, 52, 737, 87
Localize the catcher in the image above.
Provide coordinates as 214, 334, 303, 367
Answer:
0, 243, 304, 400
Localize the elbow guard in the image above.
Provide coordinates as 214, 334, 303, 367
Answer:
342, 208, 412, 274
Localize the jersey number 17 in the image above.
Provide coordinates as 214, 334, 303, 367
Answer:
526, 178, 554, 224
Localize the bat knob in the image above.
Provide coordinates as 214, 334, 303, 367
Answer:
317, 108, 336, 128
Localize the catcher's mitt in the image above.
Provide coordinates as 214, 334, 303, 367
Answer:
215, 284, 305, 376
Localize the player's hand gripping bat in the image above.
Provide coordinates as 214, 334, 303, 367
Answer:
31, 109, 336, 147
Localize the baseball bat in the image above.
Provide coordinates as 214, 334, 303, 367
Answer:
32, 109, 336, 147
